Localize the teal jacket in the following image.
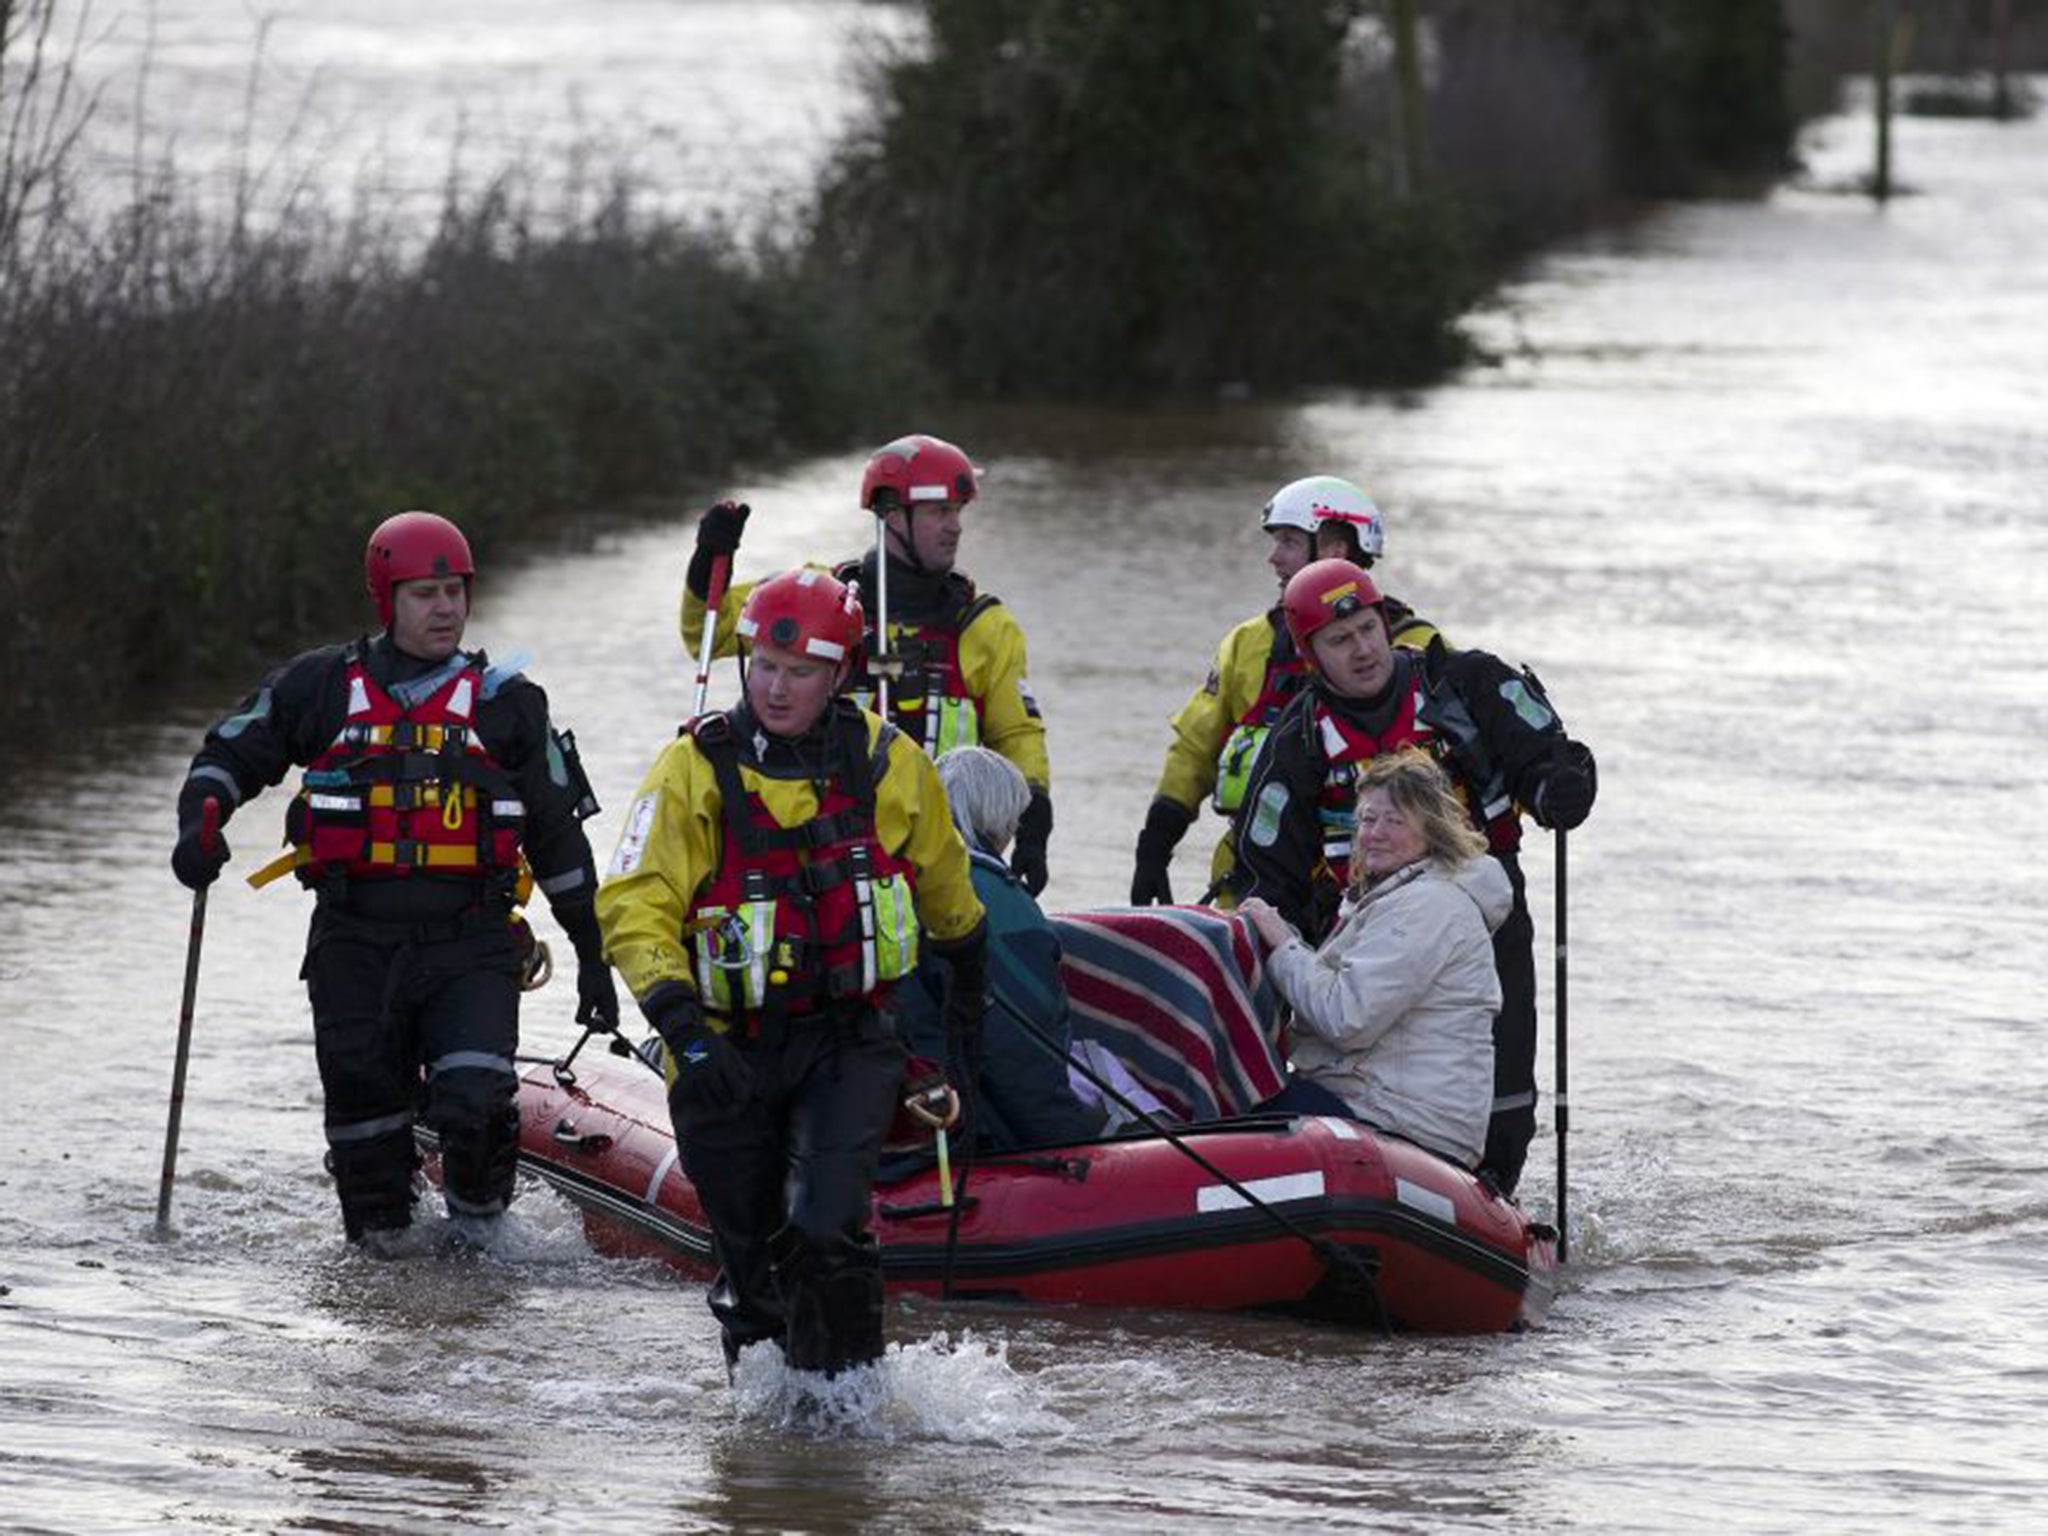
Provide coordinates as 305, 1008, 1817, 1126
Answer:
895, 848, 1106, 1150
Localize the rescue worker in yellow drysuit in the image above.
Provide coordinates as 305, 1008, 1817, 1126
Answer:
682, 434, 1054, 892
599, 567, 988, 1375
1129, 476, 1438, 906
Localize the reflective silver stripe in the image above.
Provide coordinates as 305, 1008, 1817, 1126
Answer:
444, 1190, 506, 1217
308, 793, 360, 812
1319, 714, 1347, 757
856, 870, 877, 994
491, 798, 526, 817
187, 765, 243, 804
644, 1145, 679, 1206
1483, 792, 1513, 820
537, 867, 587, 895
428, 1051, 517, 1078
1492, 1091, 1537, 1112
326, 1111, 413, 1145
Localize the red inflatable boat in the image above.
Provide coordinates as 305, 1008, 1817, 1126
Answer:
500, 1054, 1557, 1334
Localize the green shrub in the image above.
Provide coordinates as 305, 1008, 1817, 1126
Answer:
806, 0, 1481, 398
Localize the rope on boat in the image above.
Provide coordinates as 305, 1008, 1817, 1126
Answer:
986, 990, 1392, 1332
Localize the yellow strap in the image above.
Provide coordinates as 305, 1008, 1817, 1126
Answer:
248, 847, 305, 889
358, 722, 458, 749
249, 839, 491, 891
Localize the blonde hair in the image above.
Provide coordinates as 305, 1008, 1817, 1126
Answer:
1349, 747, 1487, 895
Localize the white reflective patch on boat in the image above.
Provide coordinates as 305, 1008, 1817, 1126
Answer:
1395, 1177, 1456, 1224
644, 1145, 679, 1207
1197, 1170, 1325, 1214
1320, 1116, 1362, 1140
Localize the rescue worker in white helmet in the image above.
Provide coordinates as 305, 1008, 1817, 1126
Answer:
1129, 476, 1438, 907
682, 433, 1055, 893
599, 567, 989, 1377
1222, 558, 1596, 1195
169, 510, 617, 1249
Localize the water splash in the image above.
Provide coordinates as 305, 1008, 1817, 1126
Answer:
729, 1329, 1068, 1444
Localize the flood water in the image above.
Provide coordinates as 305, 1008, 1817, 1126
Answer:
5, 9, 2047, 1531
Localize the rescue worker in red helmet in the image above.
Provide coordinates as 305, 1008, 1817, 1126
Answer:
1129, 476, 1438, 907
681, 433, 1055, 893
1222, 558, 1596, 1196
169, 510, 617, 1248
599, 567, 988, 1377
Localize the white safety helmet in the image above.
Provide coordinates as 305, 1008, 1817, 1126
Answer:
1261, 475, 1384, 560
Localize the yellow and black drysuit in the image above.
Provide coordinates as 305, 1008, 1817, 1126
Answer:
597, 697, 987, 1374
1130, 594, 1439, 905
684, 549, 1054, 891
170, 634, 611, 1240
1220, 640, 1596, 1195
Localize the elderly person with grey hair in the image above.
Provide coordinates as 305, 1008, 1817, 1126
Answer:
891, 748, 1106, 1151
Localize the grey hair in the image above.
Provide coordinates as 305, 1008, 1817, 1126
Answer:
935, 746, 1032, 856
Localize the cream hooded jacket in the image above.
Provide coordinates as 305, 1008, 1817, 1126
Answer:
1265, 855, 1512, 1168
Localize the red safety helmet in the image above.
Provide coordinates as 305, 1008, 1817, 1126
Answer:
365, 511, 475, 627
860, 434, 979, 515
1282, 558, 1386, 663
737, 568, 865, 669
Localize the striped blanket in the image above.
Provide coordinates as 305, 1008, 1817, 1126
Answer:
1050, 906, 1288, 1122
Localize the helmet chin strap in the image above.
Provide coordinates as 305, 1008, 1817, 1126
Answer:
886, 508, 929, 575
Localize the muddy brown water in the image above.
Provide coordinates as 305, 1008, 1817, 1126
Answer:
4, 9, 2045, 1530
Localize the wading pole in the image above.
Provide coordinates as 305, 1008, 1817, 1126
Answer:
692, 551, 733, 718
156, 798, 219, 1233
1555, 826, 1570, 1263
872, 512, 893, 715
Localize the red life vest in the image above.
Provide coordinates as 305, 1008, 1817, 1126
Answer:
1310, 682, 1438, 889
274, 654, 524, 888
686, 708, 922, 1020
836, 560, 998, 756
1312, 678, 1524, 885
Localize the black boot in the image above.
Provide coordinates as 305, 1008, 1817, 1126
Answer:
773, 1229, 886, 1376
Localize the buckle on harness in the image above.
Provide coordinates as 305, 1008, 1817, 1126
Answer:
707, 914, 754, 972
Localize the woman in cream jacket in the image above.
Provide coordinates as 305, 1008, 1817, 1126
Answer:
1240, 748, 1511, 1169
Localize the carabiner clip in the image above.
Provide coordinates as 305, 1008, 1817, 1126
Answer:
708, 913, 754, 972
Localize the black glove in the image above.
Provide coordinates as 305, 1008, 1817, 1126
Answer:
561, 911, 620, 1031
1533, 746, 1597, 831
939, 928, 989, 1086
686, 500, 750, 600
647, 987, 752, 1112
1010, 786, 1053, 897
1130, 796, 1194, 906
170, 785, 232, 891
575, 955, 621, 1033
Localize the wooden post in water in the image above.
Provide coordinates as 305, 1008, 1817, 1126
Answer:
1872, 0, 1898, 202
1389, 0, 1427, 197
